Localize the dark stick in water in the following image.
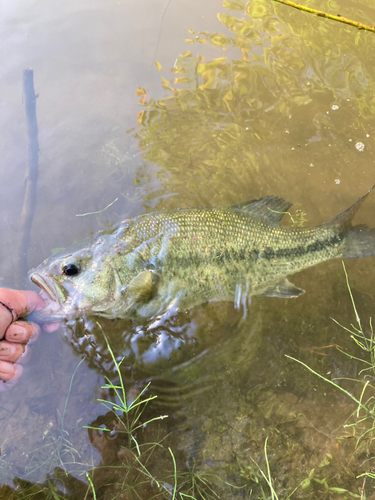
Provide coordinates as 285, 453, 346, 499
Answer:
15, 69, 39, 288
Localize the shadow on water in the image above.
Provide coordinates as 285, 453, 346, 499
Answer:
3, 0, 375, 498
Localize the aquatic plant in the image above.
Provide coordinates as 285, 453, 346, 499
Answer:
24, 358, 88, 479
169, 454, 243, 500
85, 324, 168, 448
287, 262, 375, 495
245, 437, 283, 499
6, 324, 202, 500
82, 323, 219, 500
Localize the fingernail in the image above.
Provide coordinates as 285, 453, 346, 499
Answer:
8, 327, 27, 342
0, 345, 16, 359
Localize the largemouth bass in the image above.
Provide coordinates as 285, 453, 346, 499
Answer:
29, 188, 375, 323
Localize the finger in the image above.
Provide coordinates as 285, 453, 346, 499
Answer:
0, 304, 13, 340
0, 361, 23, 384
0, 341, 25, 363
0, 344, 32, 366
0, 289, 46, 319
5, 321, 41, 344
0, 290, 46, 339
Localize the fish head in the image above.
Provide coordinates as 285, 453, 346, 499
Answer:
29, 231, 136, 322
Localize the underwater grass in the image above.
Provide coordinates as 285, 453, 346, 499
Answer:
84, 323, 168, 454
76, 198, 118, 217
18, 321, 204, 500
287, 261, 375, 486
86, 472, 96, 500
170, 454, 245, 499
85, 324, 248, 499
25, 357, 89, 478
84, 323, 209, 500
246, 437, 304, 500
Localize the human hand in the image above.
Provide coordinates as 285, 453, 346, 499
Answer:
0, 289, 58, 390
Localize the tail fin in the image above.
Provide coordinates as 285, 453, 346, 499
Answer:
325, 186, 374, 229
325, 186, 375, 259
341, 225, 375, 258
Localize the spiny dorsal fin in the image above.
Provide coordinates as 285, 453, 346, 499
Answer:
231, 196, 293, 226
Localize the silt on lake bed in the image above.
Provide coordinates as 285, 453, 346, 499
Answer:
29, 186, 375, 324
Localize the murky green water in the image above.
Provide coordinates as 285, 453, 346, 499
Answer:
2, 0, 375, 498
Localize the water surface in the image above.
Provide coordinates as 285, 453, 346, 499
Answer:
1, 0, 375, 498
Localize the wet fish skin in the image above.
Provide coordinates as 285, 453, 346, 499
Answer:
29, 188, 375, 322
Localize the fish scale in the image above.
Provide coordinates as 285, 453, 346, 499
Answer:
125, 209, 338, 308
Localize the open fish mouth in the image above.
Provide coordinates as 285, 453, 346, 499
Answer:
29, 273, 66, 323
30, 273, 61, 303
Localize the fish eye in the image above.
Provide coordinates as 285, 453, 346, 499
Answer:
62, 261, 81, 276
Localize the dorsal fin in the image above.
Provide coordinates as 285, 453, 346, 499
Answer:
230, 196, 293, 226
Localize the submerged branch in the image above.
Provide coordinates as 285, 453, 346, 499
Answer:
272, 0, 375, 34
15, 69, 39, 287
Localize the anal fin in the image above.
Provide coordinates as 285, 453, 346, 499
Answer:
258, 278, 305, 298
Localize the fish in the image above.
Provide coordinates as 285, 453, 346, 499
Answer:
29, 188, 375, 323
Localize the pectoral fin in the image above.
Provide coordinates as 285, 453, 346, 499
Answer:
121, 270, 159, 308
258, 278, 305, 298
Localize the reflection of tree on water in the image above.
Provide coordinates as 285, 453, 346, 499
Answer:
134, 0, 375, 211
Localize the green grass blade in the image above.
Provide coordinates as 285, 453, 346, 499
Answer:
342, 262, 362, 331
169, 447, 177, 500
86, 472, 97, 500
285, 355, 370, 415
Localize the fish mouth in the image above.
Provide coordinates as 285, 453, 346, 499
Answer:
30, 273, 62, 303
29, 273, 66, 323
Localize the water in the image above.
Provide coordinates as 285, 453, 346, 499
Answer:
1, 0, 375, 498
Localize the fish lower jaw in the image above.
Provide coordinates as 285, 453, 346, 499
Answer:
27, 299, 63, 324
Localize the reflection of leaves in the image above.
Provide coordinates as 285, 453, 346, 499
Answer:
133, 0, 375, 210
223, 0, 246, 10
